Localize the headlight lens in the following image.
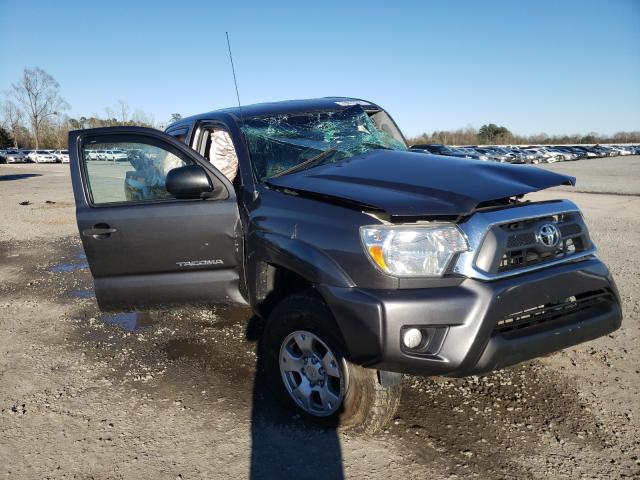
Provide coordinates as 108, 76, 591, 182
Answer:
360, 224, 468, 277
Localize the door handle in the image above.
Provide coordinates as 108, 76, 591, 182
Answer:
82, 224, 117, 238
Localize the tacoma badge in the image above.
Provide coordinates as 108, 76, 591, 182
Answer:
176, 259, 224, 267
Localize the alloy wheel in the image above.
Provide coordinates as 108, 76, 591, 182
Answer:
279, 330, 347, 417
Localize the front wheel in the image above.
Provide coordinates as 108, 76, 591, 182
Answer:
262, 291, 402, 434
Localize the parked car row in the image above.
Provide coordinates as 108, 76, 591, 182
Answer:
0, 149, 70, 164
84, 149, 130, 161
3, 143, 639, 166
410, 143, 640, 164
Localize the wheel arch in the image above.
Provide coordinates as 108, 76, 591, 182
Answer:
247, 231, 355, 314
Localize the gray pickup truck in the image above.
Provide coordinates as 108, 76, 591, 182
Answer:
68, 97, 622, 433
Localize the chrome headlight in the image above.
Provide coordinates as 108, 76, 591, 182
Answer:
360, 224, 468, 277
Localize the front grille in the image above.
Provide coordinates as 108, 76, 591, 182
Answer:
495, 289, 614, 335
506, 231, 536, 248
499, 237, 579, 271
475, 212, 592, 274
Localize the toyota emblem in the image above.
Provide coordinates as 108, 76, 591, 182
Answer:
536, 223, 561, 248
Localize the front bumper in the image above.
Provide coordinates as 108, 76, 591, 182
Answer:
318, 257, 621, 377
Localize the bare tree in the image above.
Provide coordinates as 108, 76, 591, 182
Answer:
117, 100, 130, 123
51, 114, 71, 149
10, 67, 69, 149
0, 100, 24, 148
131, 109, 155, 127
104, 106, 117, 123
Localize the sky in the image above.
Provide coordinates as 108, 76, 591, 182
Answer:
0, 0, 638, 137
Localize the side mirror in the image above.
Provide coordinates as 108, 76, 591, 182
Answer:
166, 165, 214, 199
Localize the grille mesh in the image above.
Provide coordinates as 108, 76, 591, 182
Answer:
506, 232, 536, 248
495, 289, 614, 335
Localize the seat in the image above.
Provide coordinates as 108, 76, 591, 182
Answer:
208, 130, 238, 182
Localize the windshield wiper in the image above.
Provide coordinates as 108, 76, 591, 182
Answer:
269, 148, 338, 179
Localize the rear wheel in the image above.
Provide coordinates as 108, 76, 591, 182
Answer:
263, 291, 402, 434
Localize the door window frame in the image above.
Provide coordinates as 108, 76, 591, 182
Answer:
166, 126, 190, 143
77, 131, 230, 208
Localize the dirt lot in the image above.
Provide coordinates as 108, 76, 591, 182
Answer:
1, 157, 639, 479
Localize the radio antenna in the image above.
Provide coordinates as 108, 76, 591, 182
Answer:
225, 32, 243, 120
226, 32, 256, 198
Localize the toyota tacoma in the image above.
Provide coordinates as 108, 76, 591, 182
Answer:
68, 97, 622, 433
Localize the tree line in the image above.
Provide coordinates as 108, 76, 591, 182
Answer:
1, 67, 638, 150
408, 123, 640, 146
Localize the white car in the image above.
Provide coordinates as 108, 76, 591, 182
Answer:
545, 148, 575, 162
85, 150, 100, 160
99, 149, 126, 161
1, 149, 27, 163
27, 150, 58, 163
525, 147, 561, 163
609, 145, 632, 155
52, 150, 70, 163
111, 149, 129, 162
96, 149, 110, 160
520, 148, 551, 163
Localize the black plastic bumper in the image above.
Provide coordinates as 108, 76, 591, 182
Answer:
317, 257, 622, 377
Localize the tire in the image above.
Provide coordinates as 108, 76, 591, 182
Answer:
262, 291, 402, 434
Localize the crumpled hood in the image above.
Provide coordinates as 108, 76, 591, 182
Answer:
267, 150, 575, 217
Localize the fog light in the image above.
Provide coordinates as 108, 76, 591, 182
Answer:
402, 328, 423, 349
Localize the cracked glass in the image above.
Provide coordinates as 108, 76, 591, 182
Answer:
240, 105, 407, 181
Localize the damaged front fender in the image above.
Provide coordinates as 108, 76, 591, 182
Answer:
246, 230, 355, 295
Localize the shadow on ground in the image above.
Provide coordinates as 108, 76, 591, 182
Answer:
245, 314, 345, 479
0, 173, 42, 181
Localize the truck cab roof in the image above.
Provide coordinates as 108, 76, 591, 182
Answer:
169, 97, 383, 129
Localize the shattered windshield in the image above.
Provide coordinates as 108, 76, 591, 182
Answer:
240, 105, 407, 181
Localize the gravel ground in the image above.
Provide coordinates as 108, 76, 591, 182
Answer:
539, 155, 640, 195
0, 157, 639, 479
